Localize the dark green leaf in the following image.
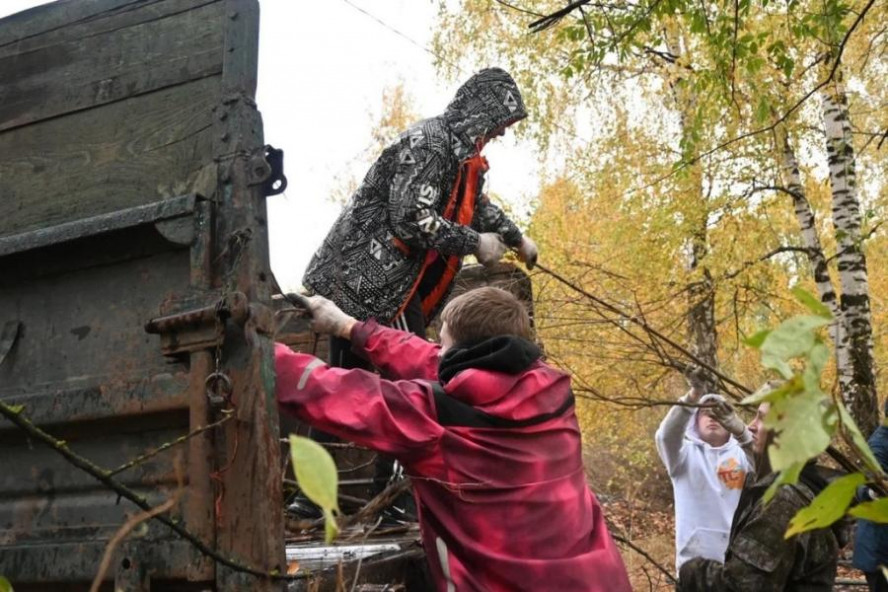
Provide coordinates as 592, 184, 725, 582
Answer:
785, 473, 865, 537
837, 402, 884, 476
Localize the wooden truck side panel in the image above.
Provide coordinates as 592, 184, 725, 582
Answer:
0, 1, 285, 590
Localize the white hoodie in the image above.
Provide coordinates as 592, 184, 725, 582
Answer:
655, 393, 753, 571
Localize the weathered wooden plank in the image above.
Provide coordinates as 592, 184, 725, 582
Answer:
0, 194, 196, 257
0, 75, 220, 237
0, 539, 203, 584
0, 1, 224, 131
214, 2, 284, 590
0, 419, 187, 497
0, 249, 191, 391
0, 0, 220, 54
0, 374, 189, 428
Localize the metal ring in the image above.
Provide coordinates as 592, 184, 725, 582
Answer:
205, 372, 233, 403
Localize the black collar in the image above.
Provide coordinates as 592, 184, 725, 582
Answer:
438, 336, 541, 383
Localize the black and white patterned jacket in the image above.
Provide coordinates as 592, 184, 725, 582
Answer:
302, 68, 528, 323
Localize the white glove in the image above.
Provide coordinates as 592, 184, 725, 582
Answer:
681, 364, 709, 401
302, 295, 356, 339
476, 233, 506, 266
712, 399, 753, 444
517, 236, 538, 270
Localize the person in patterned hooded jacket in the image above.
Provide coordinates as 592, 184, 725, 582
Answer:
303, 67, 539, 359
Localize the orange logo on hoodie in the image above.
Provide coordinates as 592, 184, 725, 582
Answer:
717, 457, 746, 490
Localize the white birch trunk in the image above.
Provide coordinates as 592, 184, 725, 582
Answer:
822, 86, 878, 435
774, 128, 843, 347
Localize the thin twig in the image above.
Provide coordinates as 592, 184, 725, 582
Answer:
0, 400, 307, 582
533, 261, 862, 476
341, 479, 412, 529
109, 413, 233, 476
90, 459, 185, 592
610, 530, 677, 585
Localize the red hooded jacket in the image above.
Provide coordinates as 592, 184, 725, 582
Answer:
275, 320, 631, 592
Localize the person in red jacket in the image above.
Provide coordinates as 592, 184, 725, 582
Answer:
275, 287, 631, 592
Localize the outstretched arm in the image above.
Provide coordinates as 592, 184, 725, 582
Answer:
350, 320, 440, 381
275, 344, 444, 460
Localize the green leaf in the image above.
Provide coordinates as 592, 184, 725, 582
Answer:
808, 342, 830, 376
289, 434, 340, 541
765, 461, 804, 503
761, 315, 831, 361
761, 351, 794, 378
742, 379, 790, 405
0, 576, 12, 592
767, 389, 834, 471
755, 96, 770, 123
743, 329, 771, 349
323, 508, 340, 544
836, 402, 884, 476
785, 473, 865, 537
849, 497, 888, 523
4, 404, 24, 415
792, 287, 832, 318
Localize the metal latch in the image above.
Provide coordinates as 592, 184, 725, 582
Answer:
144, 292, 248, 357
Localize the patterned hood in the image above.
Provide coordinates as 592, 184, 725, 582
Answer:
444, 67, 528, 159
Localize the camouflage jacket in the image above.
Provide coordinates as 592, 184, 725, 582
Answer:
678, 467, 841, 592
303, 68, 526, 323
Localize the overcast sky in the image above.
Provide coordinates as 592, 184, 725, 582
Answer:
1, 0, 541, 291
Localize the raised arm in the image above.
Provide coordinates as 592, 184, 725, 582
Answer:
655, 397, 694, 477
275, 344, 443, 460
657, 368, 707, 476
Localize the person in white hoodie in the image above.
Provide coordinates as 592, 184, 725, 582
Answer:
655, 369, 755, 571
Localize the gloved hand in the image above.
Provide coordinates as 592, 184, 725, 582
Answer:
679, 364, 708, 404
712, 399, 753, 445
517, 236, 538, 270
476, 232, 507, 266
301, 295, 356, 339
